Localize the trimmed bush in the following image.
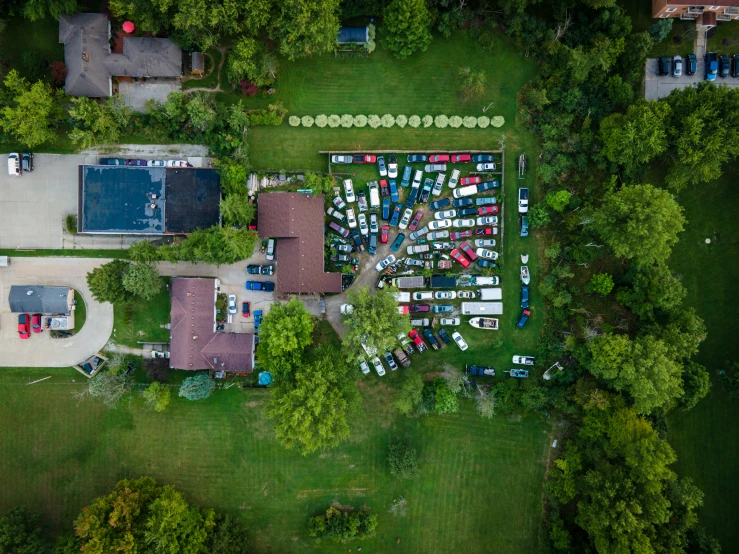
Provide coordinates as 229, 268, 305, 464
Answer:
408, 115, 421, 128
340, 114, 353, 128
449, 115, 462, 128
315, 114, 328, 127
422, 115, 433, 128
395, 114, 408, 128
301, 115, 314, 127
354, 115, 368, 127
288, 116, 300, 126
434, 115, 449, 128
328, 115, 341, 128
463, 116, 477, 128
477, 116, 490, 128
381, 114, 395, 128
368, 114, 381, 128
491, 116, 505, 128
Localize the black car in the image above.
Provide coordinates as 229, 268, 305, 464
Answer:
407, 154, 428, 163
472, 154, 494, 163
350, 230, 365, 252
658, 55, 671, 76
477, 180, 499, 192
477, 259, 497, 269
686, 53, 697, 75
21, 152, 33, 172
260, 264, 274, 275
453, 197, 474, 208
521, 285, 530, 308
732, 54, 739, 77
331, 254, 350, 262
368, 233, 377, 255
98, 157, 125, 165
438, 328, 452, 344
720, 54, 731, 77
384, 351, 398, 370
247, 264, 261, 275
429, 198, 451, 211
457, 207, 477, 216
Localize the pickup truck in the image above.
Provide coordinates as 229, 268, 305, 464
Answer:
393, 348, 411, 368
423, 328, 440, 350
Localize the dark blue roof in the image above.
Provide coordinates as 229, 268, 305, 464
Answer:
337, 26, 368, 44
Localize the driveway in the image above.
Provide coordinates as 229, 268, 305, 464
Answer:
119, 81, 181, 112
644, 57, 739, 100
0, 258, 113, 368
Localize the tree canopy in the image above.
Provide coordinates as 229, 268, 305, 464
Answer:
0, 70, 63, 147
382, 0, 433, 59
86, 260, 132, 304
179, 372, 216, 401
270, 0, 341, 60
0, 506, 47, 554
258, 298, 314, 376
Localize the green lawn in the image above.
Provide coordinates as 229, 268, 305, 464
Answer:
0, 365, 550, 552
112, 278, 172, 347
182, 48, 222, 91
0, 249, 129, 259
707, 20, 739, 52
73, 290, 86, 333
666, 167, 739, 552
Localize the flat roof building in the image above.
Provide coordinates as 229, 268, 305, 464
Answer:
8, 286, 74, 315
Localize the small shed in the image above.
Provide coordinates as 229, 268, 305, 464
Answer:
191, 51, 204, 76
337, 26, 369, 45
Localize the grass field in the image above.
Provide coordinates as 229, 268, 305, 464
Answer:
666, 167, 739, 551
73, 290, 86, 333
111, 278, 172, 347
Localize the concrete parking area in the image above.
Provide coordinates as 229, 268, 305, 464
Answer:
644, 57, 739, 100
119, 81, 181, 112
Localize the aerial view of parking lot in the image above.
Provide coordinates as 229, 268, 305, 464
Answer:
0, 1, 737, 553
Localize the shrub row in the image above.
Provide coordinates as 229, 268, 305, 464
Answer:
288, 114, 505, 129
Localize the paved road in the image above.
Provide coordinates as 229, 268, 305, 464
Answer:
0, 258, 113, 368
644, 57, 739, 100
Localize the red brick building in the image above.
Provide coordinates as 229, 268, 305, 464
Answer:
652, 1, 739, 26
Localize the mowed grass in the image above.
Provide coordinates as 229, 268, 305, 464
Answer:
666, 167, 739, 551
112, 278, 171, 347
0, 366, 551, 553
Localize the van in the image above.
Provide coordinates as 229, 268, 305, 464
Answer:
266, 238, 275, 260
7, 153, 20, 176
407, 244, 430, 255
412, 291, 433, 300
452, 184, 478, 199
368, 182, 381, 209
393, 292, 411, 303
368, 233, 377, 255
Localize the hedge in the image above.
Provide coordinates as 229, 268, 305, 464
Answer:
286, 114, 507, 129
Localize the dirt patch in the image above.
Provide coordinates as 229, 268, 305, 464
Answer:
424, 371, 443, 382
245, 400, 264, 408
296, 488, 368, 501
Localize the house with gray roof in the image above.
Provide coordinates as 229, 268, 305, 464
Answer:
59, 13, 183, 97
8, 286, 74, 315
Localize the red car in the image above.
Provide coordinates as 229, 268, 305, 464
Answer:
475, 227, 498, 236
242, 302, 250, 318
380, 179, 389, 196
354, 155, 377, 163
450, 249, 470, 268
408, 330, 427, 352
31, 314, 43, 333
17, 314, 30, 340
460, 176, 482, 185
451, 154, 471, 163
450, 230, 472, 240
477, 205, 499, 215
429, 154, 450, 163
409, 210, 424, 231
459, 241, 478, 261
381, 225, 389, 243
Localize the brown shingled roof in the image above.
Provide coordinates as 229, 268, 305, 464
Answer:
169, 278, 254, 372
257, 193, 342, 294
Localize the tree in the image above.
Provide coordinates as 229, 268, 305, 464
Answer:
528, 204, 550, 228
382, 0, 433, 59
342, 286, 411, 361
593, 184, 685, 265
122, 263, 163, 301
432, 378, 459, 415
0, 70, 62, 148
22, 0, 78, 21
0, 507, 47, 554
220, 194, 255, 228
648, 18, 673, 43
68, 96, 131, 148
128, 240, 160, 263
86, 260, 131, 304
258, 298, 314, 376
267, 344, 361, 455
616, 263, 686, 319
393, 370, 424, 414
587, 333, 683, 414
308, 506, 378, 542
206, 514, 249, 554
475, 386, 497, 419
177, 227, 258, 265
21, 51, 44, 81
303, 173, 336, 195
179, 372, 215, 401
143, 382, 171, 412
585, 273, 614, 296
647, 307, 706, 360
270, 0, 341, 60
458, 67, 486, 100
544, 190, 572, 212
83, 371, 134, 408
387, 442, 420, 479
679, 361, 711, 411
226, 37, 260, 83
144, 486, 215, 554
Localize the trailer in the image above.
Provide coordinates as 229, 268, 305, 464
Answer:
430, 275, 457, 289
479, 288, 503, 301
461, 302, 503, 315
392, 276, 426, 289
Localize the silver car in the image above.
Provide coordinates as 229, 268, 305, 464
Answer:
428, 230, 450, 240
476, 215, 499, 226
369, 212, 379, 234
346, 207, 357, 229
399, 208, 414, 230
358, 213, 369, 236
425, 163, 447, 172
475, 238, 496, 247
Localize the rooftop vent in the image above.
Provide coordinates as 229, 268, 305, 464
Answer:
82, 52, 89, 61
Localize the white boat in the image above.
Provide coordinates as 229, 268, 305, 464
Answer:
469, 317, 499, 330
521, 254, 529, 264
521, 265, 530, 285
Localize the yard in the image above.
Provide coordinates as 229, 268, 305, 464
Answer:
111, 277, 171, 348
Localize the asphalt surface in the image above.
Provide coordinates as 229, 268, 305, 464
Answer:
644, 57, 739, 100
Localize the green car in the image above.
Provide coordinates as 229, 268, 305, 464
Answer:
390, 233, 406, 253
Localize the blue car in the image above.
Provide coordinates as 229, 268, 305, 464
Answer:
453, 198, 474, 208
420, 178, 433, 203
433, 305, 454, 313
401, 166, 412, 187
477, 180, 500, 192
510, 369, 529, 378
520, 215, 529, 237
475, 196, 497, 206
706, 52, 718, 81
390, 233, 406, 252
516, 309, 531, 329
382, 198, 391, 221
254, 310, 263, 332
390, 203, 402, 226
246, 281, 275, 292
407, 154, 428, 163
521, 285, 530, 308
430, 198, 451, 211
405, 188, 418, 209
478, 259, 497, 269
389, 180, 399, 202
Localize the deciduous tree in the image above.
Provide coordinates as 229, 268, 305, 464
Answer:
22, 0, 78, 21
143, 382, 171, 412
179, 372, 215, 400
220, 194, 255, 228
616, 263, 686, 319
83, 371, 134, 408
144, 486, 215, 554
68, 96, 131, 149
382, 0, 433, 59
270, 0, 341, 60
0, 507, 47, 554
259, 298, 314, 376
0, 70, 63, 148
393, 370, 423, 414
585, 273, 614, 296
128, 240, 160, 264
387, 442, 419, 480
122, 263, 163, 301
678, 362, 711, 411
86, 260, 131, 304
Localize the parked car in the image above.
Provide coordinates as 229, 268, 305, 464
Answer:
436, 328, 451, 344
476, 162, 496, 171
17, 314, 30, 339
31, 314, 42, 333
477, 215, 498, 226
8, 153, 21, 176
377, 156, 387, 176
413, 291, 433, 301
246, 281, 275, 292
388, 156, 398, 178
357, 190, 368, 212
399, 208, 413, 229
452, 331, 469, 351
432, 241, 454, 250
510, 369, 529, 378
520, 215, 529, 237
334, 245, 352, 254
478, 205, 499, 216
242, 302, 250, 318
354, 155, 377, 163
346, 207, 357, 228
451, 153, 471, 163
166, 160, 191, 167
732, 54, 739, 77
376, 254, 396, 271
407, 154, 428, 163
658, 55, 672, 76
401, 166, 412, 187
516, 309, 531, 329
331, 154, 353, 164
429, 219, 452, 230
343, 179, 356, 202
453, 218, 475, 228
429, 154, 450, 163
328, 221, 350, 238
384, 351, 398, 371
476, 248, 498, 260
381, 198, 391, 220
434, 291, 456, 300
450, 230, 472, 240
412, 304, 431, 313
427, 230, 450, 240
266, 238, 275, 260
390, 233, 406, 252
472, 154, 494, 163
390, 203, 402, 226
406, 258, 424, 267
512, 355, 536, 365
706, 52, 718, 81
450, 248, 470, 268
521, 285, 530, 308
686, 53, 697, 75
247, 264, 261, 274
409, 225, 428, 240
409, 210, 424, 231
381, 225, 389, 243
457, 207, 477, 216
424, 163, 447, 172
477, 180, 499, 191
448, 168, 460, 189
359, 359, 370, 375
126, 159, 148, 166
369, 213, 379, 234
98, 157, 125, 165
453, 198, 474, 208
358, 213, 369, 236
430, 198, 451, 211
673, 54, 683, 77
147, 160, 165, 167
475, 227, 497, 236
475, 238, 496, 247
459, 241, 478, 260
476, 196, 497, 206
435, 209, 456, 220
21, 152, 33, 172
327, 206, 346, 222
333, 195, 346, 210
477, 259, 497, 269
440, 317, 460, 325
371, 356, 386, 376
351, 230, 364, 251
720, 54, 731, 77
460, 176, 481, 186
408, 329, 427, 352
423, 328, 440, 350
457, 290, 475, 299
518, 188, 529, 213
389, 179, 399, 202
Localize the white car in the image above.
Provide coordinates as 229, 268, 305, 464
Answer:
346, 207, 357, 228
429, 219, 452, 230
425, 163, 447, 172
476, 162, 496, 171
476, 215, 499, 226
388, 158, 398, 178
453, 218, 475, 228
440, 317, 460, 326
457, 290, 475, 299
228, 294, 237, 314
332, 155, 352, 164
475, 239, 496, 247
376, 254, 396, 271
340, 304, 354, 314
358, 213, 369, 236
333, 195, 346, 210
166, 160, 190, 167
512, 355, 536, 365
434, 291, 456, 300
7, 153, 20, 176
409, 226, 428, 240
413, 291, 433, 300
266, 238, 275, 260
435, 209, 456, 220
518, 188, 529, 213
369, 212, 379, 234
427, 230, 450, 240
448, 168, 460, 189
343, 179, 356, 202
476, 248, 498, 260
359, 359, 370, 374
399, 208, 414, 229
452, 331, 469, 351
147, 160, 165, 167
412, 169, 423, 188
327, 207, 345, 222
371, 356, 386, 376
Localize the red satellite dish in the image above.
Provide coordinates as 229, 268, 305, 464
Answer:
122, 21, 135, 33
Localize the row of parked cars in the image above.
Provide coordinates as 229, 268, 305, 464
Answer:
657, 52, 739, 81
97, 158, 193, 167
7, 153, 33, 176
17, 314, 43, 339
331, 153, 497, 174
